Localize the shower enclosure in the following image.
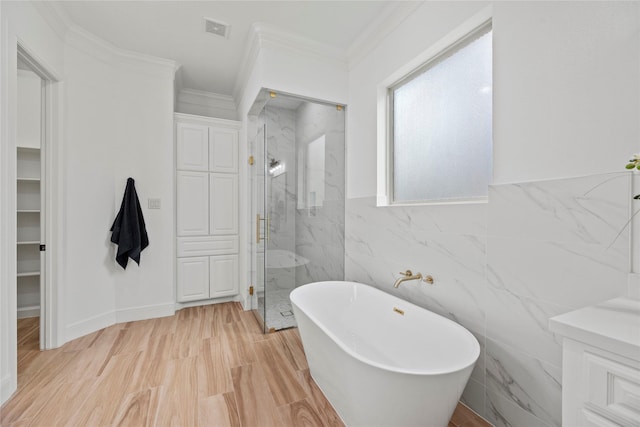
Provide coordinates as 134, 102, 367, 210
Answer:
248, 90, 345, 332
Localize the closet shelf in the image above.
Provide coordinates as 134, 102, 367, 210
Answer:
17, 271, 40, 278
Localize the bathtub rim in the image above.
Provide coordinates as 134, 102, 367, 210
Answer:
290, 280, 481, 377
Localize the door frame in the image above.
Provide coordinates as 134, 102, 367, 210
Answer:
15, 42, 63, 351
1, 27, 63, 404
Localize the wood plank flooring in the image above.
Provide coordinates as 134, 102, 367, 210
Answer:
2, 303, 489, 427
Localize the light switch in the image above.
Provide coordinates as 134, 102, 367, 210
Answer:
148, 198, 161, 209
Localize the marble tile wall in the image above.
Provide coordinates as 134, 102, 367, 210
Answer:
345, 172, 631, 426
295, 102, 345, 286
264, 106, 297, 292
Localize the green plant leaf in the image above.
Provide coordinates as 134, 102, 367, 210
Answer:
626, 163, 636, 169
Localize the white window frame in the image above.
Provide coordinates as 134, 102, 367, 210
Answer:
376, 6, 493, 207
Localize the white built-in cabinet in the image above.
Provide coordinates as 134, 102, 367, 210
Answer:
175, 113, 240, 303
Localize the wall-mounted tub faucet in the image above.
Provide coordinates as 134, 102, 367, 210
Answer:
393, 270, 434, 288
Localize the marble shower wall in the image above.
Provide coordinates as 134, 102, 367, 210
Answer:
295, 102, 345, 286
345, 172, 631, 427
260, 101, 346, 293
265, 106, 297, 291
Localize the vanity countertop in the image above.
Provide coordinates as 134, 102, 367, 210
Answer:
549, 297, 640, 361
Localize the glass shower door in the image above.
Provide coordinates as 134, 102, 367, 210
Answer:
251, 90, 346, 333
253, 116, 267, 332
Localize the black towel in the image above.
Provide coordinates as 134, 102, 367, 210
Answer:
110, 178, 149, 269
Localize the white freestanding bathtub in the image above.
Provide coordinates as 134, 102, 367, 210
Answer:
290, 281, 480, 427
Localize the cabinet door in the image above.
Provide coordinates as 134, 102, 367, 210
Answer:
177, 123, 209, 171
177, 257, 209, 302
209, 128, 238, 173
209, 255, 238, 298
209, 173, 238, 235
177, 171, 209, 236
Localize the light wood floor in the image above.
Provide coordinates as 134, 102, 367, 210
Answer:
2, 303, 488, 427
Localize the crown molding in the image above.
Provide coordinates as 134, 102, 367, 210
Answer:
174, 112, 241, 129
30, 0, 74, 42
347, 1, 424, 70
32, 1, 177, 78
180, 88, 235, 106
177, 88, 237, 119
233, 21, 349, 109
65, 24, 177, 78
254, 22, 348, 65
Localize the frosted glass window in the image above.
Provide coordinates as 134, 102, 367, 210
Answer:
391, 25, 492, 203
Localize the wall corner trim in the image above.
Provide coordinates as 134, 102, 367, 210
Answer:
0, 373, 17, 406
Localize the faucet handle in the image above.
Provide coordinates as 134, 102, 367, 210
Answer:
399, 270, 413, 277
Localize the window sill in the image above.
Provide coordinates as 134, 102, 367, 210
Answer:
376, 195, 488, 208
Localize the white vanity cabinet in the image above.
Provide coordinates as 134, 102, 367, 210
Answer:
549, 298, 640, 427
175, 113, 241, 303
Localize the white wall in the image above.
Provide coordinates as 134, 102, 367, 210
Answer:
493, 1, 639, 184
61, 29, 176, 341
113, 65, 175, 323
346, 2, 639, 426
17, 69, 41, 149
259, 46, 348, 107
61, 37, 119, 338
1, 1, 176, 404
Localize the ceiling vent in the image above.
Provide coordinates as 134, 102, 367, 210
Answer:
204, 18, 230, 39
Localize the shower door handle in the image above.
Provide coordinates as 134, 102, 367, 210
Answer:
256, 214, 262, 243
256, 214, 269, 243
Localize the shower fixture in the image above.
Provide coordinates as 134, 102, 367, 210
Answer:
269, 158, 285, 177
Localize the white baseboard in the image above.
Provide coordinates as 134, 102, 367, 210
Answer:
115, 303, 175, 323
17, 305, 40, 319
174, 296, 237, 311
64, 299, 243, 345
65, 311, 116, 343
1, 373, 16, 406
64, 303, 175, 344
239, 294, 250, 310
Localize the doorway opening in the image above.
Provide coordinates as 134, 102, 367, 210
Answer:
15, 44, 60, 354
